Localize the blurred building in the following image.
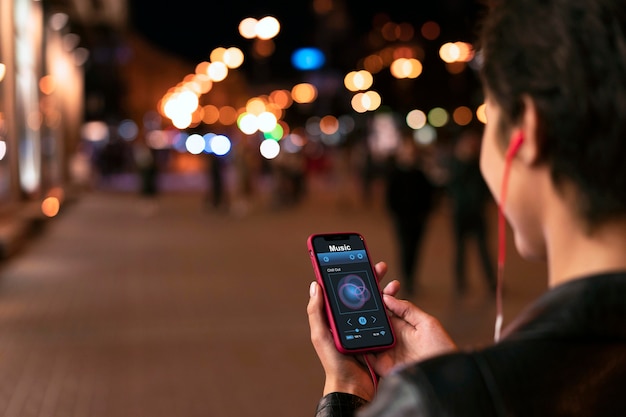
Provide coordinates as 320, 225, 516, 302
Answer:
0, 0, 130, 256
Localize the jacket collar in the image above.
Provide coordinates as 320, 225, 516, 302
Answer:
502, 271, 626, 341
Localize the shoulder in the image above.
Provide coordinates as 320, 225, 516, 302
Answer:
359, 352, 501, 417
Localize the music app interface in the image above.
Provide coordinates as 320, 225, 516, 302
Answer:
312, 235, 393, 350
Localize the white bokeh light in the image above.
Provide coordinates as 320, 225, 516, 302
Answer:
256, 16, 280, 40
185, 134, 205, 154
238, 113, 259, 134
260, 139, 280, 159
257, 111, 277, 132
210, 135, 232, 156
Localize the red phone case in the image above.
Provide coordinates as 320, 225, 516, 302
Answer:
307, 232, 395, 354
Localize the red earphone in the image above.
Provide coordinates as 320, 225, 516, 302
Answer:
505, 131, 525, 160
495, 131, 524, 342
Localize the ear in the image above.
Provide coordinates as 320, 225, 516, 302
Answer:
517, 95, 542, 165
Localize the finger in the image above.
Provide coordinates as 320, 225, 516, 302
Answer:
374, 261, 388, 282
382, 294, 428, 328
307, 282, 333, 346
382, 280, 401, 297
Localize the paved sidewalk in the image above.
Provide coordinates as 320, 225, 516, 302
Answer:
0, 187, 547, 417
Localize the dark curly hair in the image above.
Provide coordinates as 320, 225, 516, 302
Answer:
477, 0, 626, 226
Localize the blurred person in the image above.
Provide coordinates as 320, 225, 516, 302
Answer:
384, 135, 435, 296
446, 128, 497, 295
307, 0, 626, 416
271, 150, 307, 208
69, 142, 95, 191
205, 152, 227, 211
132, 140, 159, 198
95, 136, 129, 187
231, 138, 258, 216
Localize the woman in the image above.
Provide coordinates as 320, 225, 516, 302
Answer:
307, 0, 626, 415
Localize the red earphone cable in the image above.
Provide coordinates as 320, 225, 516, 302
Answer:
495, 134, 523, 342
363, 354, 378, 392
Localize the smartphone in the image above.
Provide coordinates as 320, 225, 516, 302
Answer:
307, 232, 395, 354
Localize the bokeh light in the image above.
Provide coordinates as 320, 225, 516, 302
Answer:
319, 115, 339, 135
390, 58, 422, 79
49, 12, 69, 31
439, 41, 474, 64
344, 70, 373, 92
453, 106, 473, 126
81, 121, 109, 142
172, 132, 189, 153
146, 130, 169, 149
172, 113, 192, 129
291, 83, 318, 103
269, 89, 293, 109
338, 115, 355, 134
210, 47, 227, 63
282, 133, 305, 153
292, 47, 326, 70
414, 124, 437, 145
256, 16, 280, 40
264, 123, 284, 140
363, 55, 384, 73
239, 17, 258, 39
246, 97, 266, 115
202, 105, 220, 124
428, 107, 449, 127
195, 61, 210, 75
238, 112, 259, 134
305, 116, 322, 136
421, 21, 440, 40
39, 75, 56, 95
207, 62, 228, 82
41, 197, 60, 218
118, 119, 138, 141
257, 111, 278, 132
218, 106, 238, 125
406, 109, 427, 129
210, 135, 232, 156
163, 90, 198, 120
476, 103, 487, 124
223, 47, 244, 68
203, 133, 215, 153
351, 91, 381, 113
260, 138, 280, 159
186, 134, 205, 154
62, 33, 80, 51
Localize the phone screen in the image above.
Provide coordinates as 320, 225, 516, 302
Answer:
308, 233, 395, 353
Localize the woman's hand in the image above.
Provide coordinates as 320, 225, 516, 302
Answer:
307, 280, 376, 401
307, 260, 456, 400
367, 280, 458, 376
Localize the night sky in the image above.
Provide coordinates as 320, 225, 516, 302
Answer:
126, 0, 486, 113
128, 1, 483, 68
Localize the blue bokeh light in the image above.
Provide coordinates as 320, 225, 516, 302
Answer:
291, 47, 325, 71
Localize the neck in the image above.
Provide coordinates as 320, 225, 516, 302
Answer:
546, 209, 626, 287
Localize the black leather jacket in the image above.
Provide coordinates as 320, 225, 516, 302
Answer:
315, 272, 626, 417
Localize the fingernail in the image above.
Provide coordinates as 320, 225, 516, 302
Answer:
309, 281, 317, 297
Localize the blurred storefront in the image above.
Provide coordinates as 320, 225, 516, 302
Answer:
0, 0, 86, 256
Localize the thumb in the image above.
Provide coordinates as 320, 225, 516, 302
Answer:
307, 282, 330, 340
383, 294, 428, 328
